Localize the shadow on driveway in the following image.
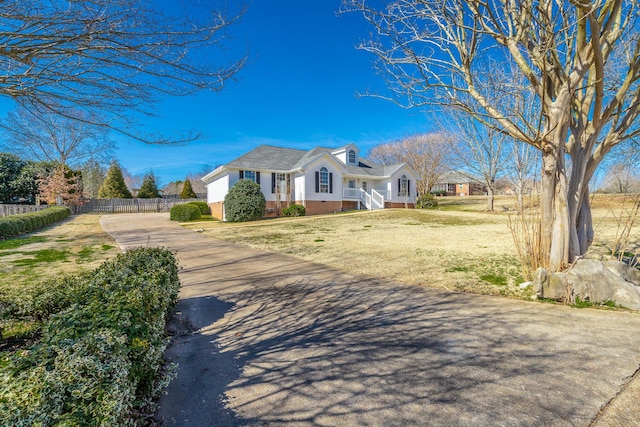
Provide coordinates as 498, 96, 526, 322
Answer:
100, 213, 640, 427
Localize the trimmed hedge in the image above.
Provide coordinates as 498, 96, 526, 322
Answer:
169, 203, 201, 221
187, 201, 211, 215
0, 248, 181, 426
0, 206, 71, 239
282, 203, 306, 217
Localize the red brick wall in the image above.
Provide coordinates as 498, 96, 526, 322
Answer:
264, 201, 295, 218
209, 202, 224, 220
304, 201, 342, 216
342, 201, 359, 211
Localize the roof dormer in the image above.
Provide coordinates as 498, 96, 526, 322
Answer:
332, 144, 359, 165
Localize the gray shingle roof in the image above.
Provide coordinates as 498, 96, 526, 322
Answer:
224, 144, 408, 177
226, 145, 308, 171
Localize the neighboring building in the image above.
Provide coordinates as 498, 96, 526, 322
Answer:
202, 144, 418, 220
432, 171, 486, 196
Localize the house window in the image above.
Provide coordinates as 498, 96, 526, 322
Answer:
315, 167, 332, 193
240, 170, 260, 184
272, 173, 287, 194
348, 180, 356, 189
398, 175, 409, 197
362, 181, 367, 191
348, 150, 356, 164
319, 167, 329, 193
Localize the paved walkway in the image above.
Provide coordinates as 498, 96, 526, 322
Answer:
100, 213, 640, 427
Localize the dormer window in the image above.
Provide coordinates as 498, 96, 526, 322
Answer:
348, 150, 356, 164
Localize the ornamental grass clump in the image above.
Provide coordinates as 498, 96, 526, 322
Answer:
0, 247, 180, 426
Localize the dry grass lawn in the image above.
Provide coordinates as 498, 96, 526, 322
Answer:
0, 214, 120, 289
184, 194, 639, 300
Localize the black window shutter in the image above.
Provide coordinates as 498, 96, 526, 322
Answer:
408, 180, 411, 197
256, 172, 261, 185
315, 171, 319, 193
398, 178, 401, 195
329, 173, 333, 193
239, 170, 244, 180
271, 173, 276, 193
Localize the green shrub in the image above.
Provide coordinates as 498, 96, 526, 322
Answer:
224, 179, 266, 222
0, 248, 180, 426
169, 203, 201, 221
187, 201, 211, 215
0, 206, 70, 239
416, 193, 438, 209
282, 203, 306, 217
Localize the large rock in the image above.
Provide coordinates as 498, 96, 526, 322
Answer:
532, 259, 640, 310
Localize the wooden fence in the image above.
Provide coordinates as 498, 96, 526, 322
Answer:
74, 198, 204, 214
0, 204, 48, 218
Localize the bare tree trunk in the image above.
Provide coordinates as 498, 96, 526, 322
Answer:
540, 147, 572, 271
486, 186, 494, 212
517, 184, 524, 213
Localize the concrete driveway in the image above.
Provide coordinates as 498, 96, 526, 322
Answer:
100, 213, 640, 426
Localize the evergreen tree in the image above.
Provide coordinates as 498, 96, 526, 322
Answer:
179, 179, 197, 199
138, 172, 160, 198
0, 153, 25, 202
81, 160, 107, 199
98, 162, 132, 198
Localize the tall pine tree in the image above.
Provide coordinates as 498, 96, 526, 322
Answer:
180, 179, 197, 199
138, 171, 160, 198
98, 162, 132, 198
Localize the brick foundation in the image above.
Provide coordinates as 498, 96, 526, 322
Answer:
304, 201, 343, 216
209, 202, 224, 220
264, 201, 295, 218
210, 199, 414, 220
341, 201, 360, 211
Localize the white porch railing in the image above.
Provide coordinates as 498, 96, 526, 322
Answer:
342, 188, 386, 210
371, 189, 384, 209
343, 188, 361, 199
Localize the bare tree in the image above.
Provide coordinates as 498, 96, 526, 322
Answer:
344, 0, 640, 271
0, 0, 245, 143
441, 113, 510, 212
369, 133, 450, 195
508, 141, 540, 211
601, 162, 640, 194
1, 106, 114, 166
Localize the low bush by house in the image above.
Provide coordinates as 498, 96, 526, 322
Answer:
0, 206, 70, 239
282, 204, 306, 217
0, 247, 181, 426
169, 203, 201, 221
416, 193, 438, 209
186, 201, 211, 215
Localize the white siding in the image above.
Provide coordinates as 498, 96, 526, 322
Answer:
294, 173, 305, 202
388, 167, 418, 203
207, 173, 230, 203
304, 158, 343, 201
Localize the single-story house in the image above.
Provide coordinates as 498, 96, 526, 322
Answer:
432, 171, 486, 197
202, 144, 418, 220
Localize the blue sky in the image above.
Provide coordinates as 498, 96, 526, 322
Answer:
116, 0, 435, 185
1, 1, 435, 186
